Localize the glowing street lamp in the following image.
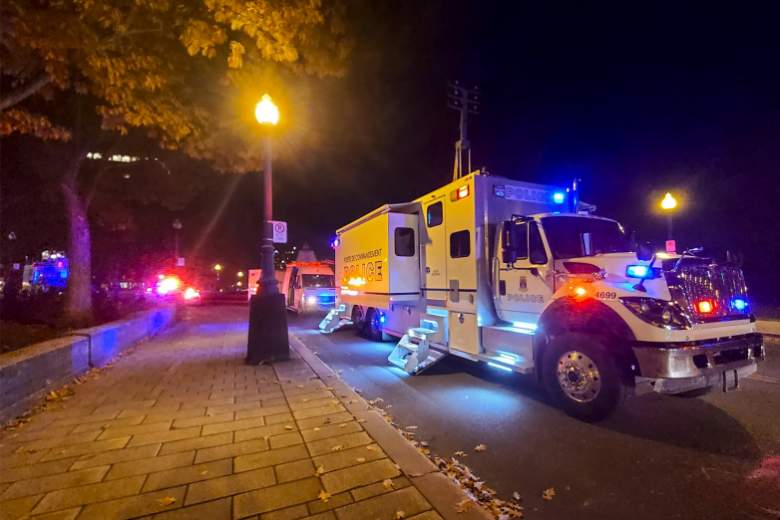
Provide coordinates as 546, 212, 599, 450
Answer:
659, 192, 679, 242
237, 271, 244, 278
213, 263, 223, 272
660, 192, 678, 211
247, 93, 289, 365
255, 94, 280, 126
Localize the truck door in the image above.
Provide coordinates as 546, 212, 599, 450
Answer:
287, 267, 298, 308
422, 198, 447, 305
444, 183, 479, 355
495, 220, 554, 327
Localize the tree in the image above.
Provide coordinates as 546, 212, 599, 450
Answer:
1, 0, 350, 322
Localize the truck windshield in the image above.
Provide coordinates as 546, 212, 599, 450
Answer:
541, 216, 632, 259
301, 274, 334, 288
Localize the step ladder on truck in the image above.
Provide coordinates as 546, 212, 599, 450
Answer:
321, 170, 764, 421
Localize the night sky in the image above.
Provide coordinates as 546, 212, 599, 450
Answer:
243, 2, 780, 305
3, 2, 780, 305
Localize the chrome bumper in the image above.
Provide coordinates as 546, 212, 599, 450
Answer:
632, 333, 764, 395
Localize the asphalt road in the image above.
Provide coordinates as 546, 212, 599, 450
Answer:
283, 310, 780, 520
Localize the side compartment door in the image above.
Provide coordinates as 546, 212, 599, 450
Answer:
495, 220, 554, 326
422, 198, 447, 304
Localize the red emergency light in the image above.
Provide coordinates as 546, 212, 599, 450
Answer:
451, 184, 470, 201
696, 300, 715, 314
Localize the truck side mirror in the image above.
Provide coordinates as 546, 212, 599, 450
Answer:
636, 242, 653, 261
501, 221, 517, 264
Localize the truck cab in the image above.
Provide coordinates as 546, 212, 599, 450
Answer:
495, 212, 763, 418
322, 171, 764, 420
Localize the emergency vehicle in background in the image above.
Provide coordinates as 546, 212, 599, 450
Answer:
320, 170, 764, 420
21, 250, 69, 294
249, 261, 336, 313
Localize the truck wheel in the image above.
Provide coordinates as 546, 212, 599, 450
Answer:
351, 306, 365, 335
364, 308, 384, 342
542, 333, 626, 422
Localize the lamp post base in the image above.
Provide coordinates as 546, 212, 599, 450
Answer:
246, 293, 289, 364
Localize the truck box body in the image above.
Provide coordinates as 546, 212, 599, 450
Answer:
337, 205, 421, 310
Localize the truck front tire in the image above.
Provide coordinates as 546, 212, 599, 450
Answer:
542, 333, 626, 421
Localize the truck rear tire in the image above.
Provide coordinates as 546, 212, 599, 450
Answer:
351, 306, 365, 335
364, 308, 385, 342
542, 333, 626, 422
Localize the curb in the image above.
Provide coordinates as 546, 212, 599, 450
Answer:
290, 334, 493, 520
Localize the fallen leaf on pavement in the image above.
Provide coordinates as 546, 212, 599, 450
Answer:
366, 445, 378, 451
318, 490, 331, 503
434, 456, 523, 518
157, 496, 177, 506
356, 457, 366, 463
395, 511, 405, 519
542, 488, 555, 501
284, 425, 294, 430
456, 499, 475, 513
313, 427, 321, 432
331, 444, 343, 452
454, 450, 467, 457
512, 491, 521, 501
383, 479, 394, 489
474, 444, 487, 452
316, 465, 325, 475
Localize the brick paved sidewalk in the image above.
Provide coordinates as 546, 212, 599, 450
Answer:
0, 312, 486, 520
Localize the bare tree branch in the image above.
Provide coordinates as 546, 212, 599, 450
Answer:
0, 74, 51, 111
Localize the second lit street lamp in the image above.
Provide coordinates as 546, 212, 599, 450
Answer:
246, 94, 289, 364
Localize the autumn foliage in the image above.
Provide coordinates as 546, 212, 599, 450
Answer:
1, 0, 350, 169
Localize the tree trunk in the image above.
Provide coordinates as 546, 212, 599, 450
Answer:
61, 152, 92, 326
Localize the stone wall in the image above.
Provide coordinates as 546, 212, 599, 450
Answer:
0, 306, 176, 424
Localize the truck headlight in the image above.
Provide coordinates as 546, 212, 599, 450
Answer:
620, 297, 691, 330
306, 295, 317, 305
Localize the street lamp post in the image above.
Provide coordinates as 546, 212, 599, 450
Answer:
660, 192, 678, 240
172, 219, 182, 263
246, 93, 289, 364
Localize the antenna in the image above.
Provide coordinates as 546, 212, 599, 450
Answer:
447, 81, 480, 181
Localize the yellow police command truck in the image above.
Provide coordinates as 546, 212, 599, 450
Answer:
320, 171, 764, 420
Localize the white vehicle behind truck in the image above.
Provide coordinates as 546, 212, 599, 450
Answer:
320, 171, 765, 420
251, 261, 336, 313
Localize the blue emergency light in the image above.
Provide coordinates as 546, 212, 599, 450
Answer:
626, 264, 657, 279
552, 191, 566, 204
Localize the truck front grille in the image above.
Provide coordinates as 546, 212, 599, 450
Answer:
664, 264, 750, 323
